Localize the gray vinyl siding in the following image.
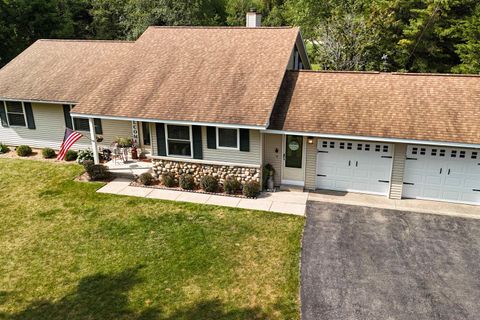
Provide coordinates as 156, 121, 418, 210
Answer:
389, 143, 407, 199
0, 102, 130, 150
304, 138, 317, 190
202, 127, 261, 165
263, 133, 282, 186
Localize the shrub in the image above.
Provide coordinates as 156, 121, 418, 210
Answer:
200, 175, 219, 193
65, 150, 78, 161
41, 147, 56, 159
161, 172, 176, 187
77, 149, 94, 164
115, 137, 133, 148
242, 181, 260, 198
16, 145, 32, 157
179, 174, 195, 190
224, 177, 241, 194
0, 143, 9, 154
83, 160, 111, 181
139, 172, 154, 186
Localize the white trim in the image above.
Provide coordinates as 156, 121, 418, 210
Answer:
216, 127, 240, 150
165, 124, 193, 158
69, 112, 266, 130
281, 179, 305, 186
264, 130, 480, 149
3, 100, 28, 128
0, 97, 76, 105
149, 155, 261, 168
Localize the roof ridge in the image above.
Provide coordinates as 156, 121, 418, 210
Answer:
291, 70, 380, 74
148, 26, 295, 30
38, 39, 135, 43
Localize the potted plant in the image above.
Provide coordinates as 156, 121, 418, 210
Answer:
263, 163, 275, 191
115, 137, 133, 162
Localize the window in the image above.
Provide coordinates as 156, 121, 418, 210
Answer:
376, 145, 381, 152
142, 122, 151, 146
216, 127, 239, 149
339, 142, 345, 149
4, 101, 26, 127
166, 125, 192, 157
472, 152, 478, 159
357, 144, 363, 151
347, 143, 352, 150
329, 141, 335, 148
431, 149, 437, 156
365, 144, 370, 151
70, 106, 89, 131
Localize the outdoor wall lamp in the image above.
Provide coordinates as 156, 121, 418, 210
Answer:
307, 137, 314, 144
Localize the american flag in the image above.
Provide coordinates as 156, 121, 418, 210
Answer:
57, 128, 83, 160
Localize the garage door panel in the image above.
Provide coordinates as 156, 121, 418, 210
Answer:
404, 145, 480, 205
316, 139, 393, 195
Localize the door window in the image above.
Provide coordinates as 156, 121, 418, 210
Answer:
285, 135, 303, 168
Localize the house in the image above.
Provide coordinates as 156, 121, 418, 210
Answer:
0, 12, 479, 206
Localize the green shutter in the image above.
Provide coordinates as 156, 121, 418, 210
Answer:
155, 123, 167, 156
239, 129, 250, 152
0, 102, 8, 127
206, 126, 216, 149
24, 102, 36, 129
192, 125, 203, 159
62, 105, 73, 129
94, 118, 103, 134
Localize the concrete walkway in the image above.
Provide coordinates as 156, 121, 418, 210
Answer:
97, 178, 307, 216
309, 190, 480, 220
105, 160, 152, 178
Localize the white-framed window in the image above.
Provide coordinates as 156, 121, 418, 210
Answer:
216, 127, 239, 150
4, 101, 27, 127
165, 124, 193, 158
70, 105, 89, 131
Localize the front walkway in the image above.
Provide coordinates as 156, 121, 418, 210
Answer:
97, 178, 307, 216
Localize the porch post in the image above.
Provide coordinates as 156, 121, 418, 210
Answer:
88, 118, 100, 164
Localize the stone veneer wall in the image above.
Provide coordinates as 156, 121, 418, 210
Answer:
153, 159, 260, 185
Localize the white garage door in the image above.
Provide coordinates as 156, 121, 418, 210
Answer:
316, 139, 394, 195
403, 145, 480, 205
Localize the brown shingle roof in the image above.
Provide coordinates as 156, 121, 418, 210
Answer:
71, 27, 300, 127
0, 40, 134, 102
269, 70, 480, 145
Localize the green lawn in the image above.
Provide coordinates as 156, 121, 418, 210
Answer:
0, 159, 304, 319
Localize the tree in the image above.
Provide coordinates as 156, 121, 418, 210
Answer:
311, 13, 380, 70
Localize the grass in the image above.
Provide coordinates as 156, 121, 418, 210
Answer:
0, 159, 304, 319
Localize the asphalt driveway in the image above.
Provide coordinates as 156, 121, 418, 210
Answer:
301, 202, 480, 320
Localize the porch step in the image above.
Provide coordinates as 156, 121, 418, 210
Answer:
279, 184, 304, 192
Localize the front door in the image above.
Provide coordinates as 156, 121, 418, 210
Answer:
282, 135, 304, 185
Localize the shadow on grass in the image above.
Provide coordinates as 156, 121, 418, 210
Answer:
2, 267, 277, 320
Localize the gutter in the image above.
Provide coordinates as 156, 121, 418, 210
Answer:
264, 129, 480, 149
69, 112, 267, 131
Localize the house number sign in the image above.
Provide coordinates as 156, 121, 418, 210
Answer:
132, 121, 139, 146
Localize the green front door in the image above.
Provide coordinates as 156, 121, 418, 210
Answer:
285, 135, 303, 168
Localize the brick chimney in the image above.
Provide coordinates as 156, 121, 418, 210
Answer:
246, 8, 262, 27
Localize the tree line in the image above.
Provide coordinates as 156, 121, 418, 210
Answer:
0, 0, 479, 73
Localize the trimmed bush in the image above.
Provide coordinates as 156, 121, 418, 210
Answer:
16, 145, 32, 157
42, 147, 56, 159
224, 177, 241, 194
242, 181, 260, 198
0, 143, 9, 154
65, 150, 78, 161
200, 175, 219, 193
139, 172, 155, 186
179, 174, 195, 190
83, 160, 111, 181
77, 149, 94, 164
161, 172, 176, 187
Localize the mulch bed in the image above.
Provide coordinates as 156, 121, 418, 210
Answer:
129, 180, 250, 198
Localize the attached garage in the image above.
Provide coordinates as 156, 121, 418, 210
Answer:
316, 139, 394, 195
403, 145, 480, 205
